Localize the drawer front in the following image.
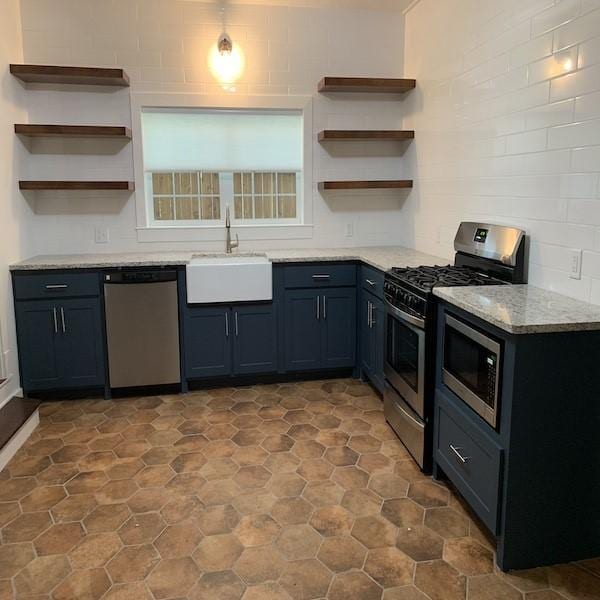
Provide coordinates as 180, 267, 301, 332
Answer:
435, 391, 503, 533
13, 272, 100, 300
283, 264, 356, 289
361, 265, 385, 298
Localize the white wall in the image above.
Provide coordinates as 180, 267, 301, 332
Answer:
403, 0, 600, 303
0, 0, 31, 403
18, 0, 408, 254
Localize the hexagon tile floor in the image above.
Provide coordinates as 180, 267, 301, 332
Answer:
0, 379, 598, 600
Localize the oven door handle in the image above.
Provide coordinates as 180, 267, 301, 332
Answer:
384, 299, 425, 330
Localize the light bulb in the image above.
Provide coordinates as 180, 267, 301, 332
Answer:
562, 57, 574, 72
209, 33, 245, 86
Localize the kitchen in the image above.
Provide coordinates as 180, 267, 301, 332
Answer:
1, 0, 600, 598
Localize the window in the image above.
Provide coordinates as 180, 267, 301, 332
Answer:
141, 108, 303, 227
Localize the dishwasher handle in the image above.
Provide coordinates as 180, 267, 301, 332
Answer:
104, 270, 178, 284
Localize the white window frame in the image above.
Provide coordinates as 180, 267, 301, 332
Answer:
131, 93, 314, 243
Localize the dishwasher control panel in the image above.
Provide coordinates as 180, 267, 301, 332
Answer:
104, 270, 177, 284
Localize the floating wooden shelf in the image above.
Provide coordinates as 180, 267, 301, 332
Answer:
19, 181, 135, 191
319, 180, 413, 191
10, 64, 130, 87
15, 124, 132, 139
318, 130, 414, 142
318, 77, 416, 94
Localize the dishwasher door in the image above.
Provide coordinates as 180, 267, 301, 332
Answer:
104, 275, 180, 389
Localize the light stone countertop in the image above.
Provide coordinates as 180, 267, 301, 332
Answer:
9, 246, 448, 273
433, 284, 600, 334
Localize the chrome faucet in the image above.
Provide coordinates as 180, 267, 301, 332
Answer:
225, 206, 239, 254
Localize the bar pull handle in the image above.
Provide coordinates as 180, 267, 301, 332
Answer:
60, 307, 66, 333
371, 303, 376, 327
52, 307, 58, 334
316, 295, 320, 320
368, 301, 372, 328
235, 312, 239, 337
46, 284, 68, 290
225, 312, 229, 337
322, 295, 327, 320
449, 444, 470, 464
365, 279, 376, 287
312, 274, 330, 280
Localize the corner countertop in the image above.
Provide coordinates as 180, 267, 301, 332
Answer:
9, 246, 448, 273
433, 284, 600, 335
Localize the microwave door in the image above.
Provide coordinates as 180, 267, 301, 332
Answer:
384, 301, 426, 418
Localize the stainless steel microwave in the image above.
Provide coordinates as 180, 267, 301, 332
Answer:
442, 314, 501, 428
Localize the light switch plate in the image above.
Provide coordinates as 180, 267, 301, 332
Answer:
95, 227, 109, 244
569, 248, 582, 280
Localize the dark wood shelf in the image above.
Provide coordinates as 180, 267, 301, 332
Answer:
318, 77, 416, 94
319, 180, 413, 191
19, 181, 134, 191
319, 130, 414, 142
15, 124, 132, 139
10, 64, 130, 87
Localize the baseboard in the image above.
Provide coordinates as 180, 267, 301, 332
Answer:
0, 410, 39, 472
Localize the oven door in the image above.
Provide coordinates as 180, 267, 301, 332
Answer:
442, 314, 501, 428
384, 300, 426, 418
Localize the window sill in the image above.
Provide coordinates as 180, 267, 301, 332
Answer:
136, 224, 314, 243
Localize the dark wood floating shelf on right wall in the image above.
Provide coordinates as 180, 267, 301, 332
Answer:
318, 180, 413, 191
319, 130, 414, 142
19, 181, 135, 191
10, 64, 130, 87
318, 77, 416, 94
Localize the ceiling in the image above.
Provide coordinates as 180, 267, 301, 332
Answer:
182, 0, 416, 12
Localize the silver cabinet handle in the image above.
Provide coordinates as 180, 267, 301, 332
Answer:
371, 303, 376, 327
312, 274, 330, 280
53, 307, 58, 334
316, 295, 320, 320
235, 312, 239, 336
322, 295, 327, 320
365, 279, 376, 287
449, 444, 470, 464
367, 301, 372, 328
46, 284, 68, 290
225, 312, 229, 337
60, 307, 66, 333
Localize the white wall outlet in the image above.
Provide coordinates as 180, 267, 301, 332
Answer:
569, 248, 582, 280
345, 222, 354, 237
95, 227, 109, 244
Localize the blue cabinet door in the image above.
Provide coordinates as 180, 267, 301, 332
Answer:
360, 293, 375, 376
233, 304, 278, 375
184, 306, 232, 378
15, 300, 63, 391
321, 288, 356, 369
284, 289, 321, 371
371, 295, 385, 393
60, 298, 105, 388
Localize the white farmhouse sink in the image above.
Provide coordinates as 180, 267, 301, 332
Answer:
186, 255, 273, 304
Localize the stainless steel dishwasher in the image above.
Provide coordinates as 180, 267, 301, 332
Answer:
104, 269, 180, 389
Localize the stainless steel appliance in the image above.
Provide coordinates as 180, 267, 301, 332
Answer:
104, 269, 181, 389
383, 222, 526, 471
442, 314, 501, 428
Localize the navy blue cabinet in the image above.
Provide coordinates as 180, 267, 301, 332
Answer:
15, 296, 105, 392
283, 286, 356, 372
184, 306, 232, 379
360, 292, 384, 392
184, 303, 277, 380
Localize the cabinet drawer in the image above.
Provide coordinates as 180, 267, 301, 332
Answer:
13, 272, 100, 300
283, 264, 356, 289
361, 265, 384, 298
435, 391, 503, 533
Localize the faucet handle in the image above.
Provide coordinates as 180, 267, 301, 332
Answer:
233, 234, 239, 249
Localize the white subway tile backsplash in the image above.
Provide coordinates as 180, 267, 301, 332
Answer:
405, 0, 600, 305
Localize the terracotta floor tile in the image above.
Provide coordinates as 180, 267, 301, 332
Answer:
0, 379, 595, 599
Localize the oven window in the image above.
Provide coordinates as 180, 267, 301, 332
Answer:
443, 324, 497, 409
387, 315, 420, 392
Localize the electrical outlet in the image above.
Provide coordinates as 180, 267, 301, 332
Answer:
569, 248, 582, 280
345, 222, 354, 237
95, 227, 109, 244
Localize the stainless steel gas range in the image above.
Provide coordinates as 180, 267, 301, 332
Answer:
383, 222, 526, 472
